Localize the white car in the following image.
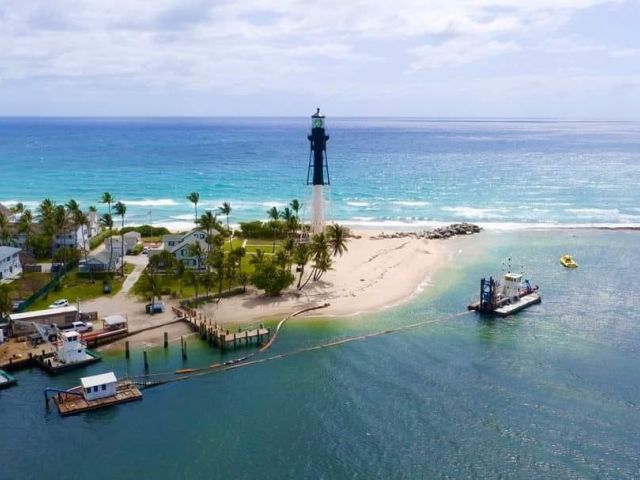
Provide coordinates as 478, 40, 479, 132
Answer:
48, 299, 69, 309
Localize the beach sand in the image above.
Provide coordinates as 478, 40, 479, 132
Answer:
87, 229, 481, 350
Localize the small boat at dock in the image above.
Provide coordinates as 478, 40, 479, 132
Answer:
468, 271, 541, 317
560, 255, 578, 268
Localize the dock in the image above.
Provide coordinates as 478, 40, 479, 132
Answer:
174, 306, 271, 350
52, 379, 142, 416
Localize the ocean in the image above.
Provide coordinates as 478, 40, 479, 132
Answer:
1, 119, 639, 478
1, 117, 639, 229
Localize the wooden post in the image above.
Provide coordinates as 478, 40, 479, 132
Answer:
143, 350, 149, 370
125, 341, 130, 359
164, 331, 168, 349
182, 339, 187, 360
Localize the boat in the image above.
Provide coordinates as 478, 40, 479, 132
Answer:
0, 369, 17, 389
560, 255, 578, 268
468, 271, 541, 317
47, 371, 142, 416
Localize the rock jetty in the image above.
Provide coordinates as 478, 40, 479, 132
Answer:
370, 223, 482, 240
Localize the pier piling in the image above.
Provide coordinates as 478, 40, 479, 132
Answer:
143, 351, 149, 370
164, 332, 168, 349
125, 341, 130, 359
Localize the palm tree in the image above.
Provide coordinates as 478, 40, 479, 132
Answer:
249, 249, 265, 267
133, 271, 164, 314
101, 192, 115, 214
113, 201, 127, 275
38, 198, 56, 244
0, 213, 10, 246
293, 243, 310, 289
290, 199, 301, 219
207, 248, 225, 298
218, 202, 233, 249
17, 209, 34, 253
11, 202, 25, 215
280, 207, 295, 237
197, 210, 219, 262
326, 223, 350, 257
299, 232, 331, 289
187, 242, 204, 271
187, 192, 200, 226
100, 213, 114, 273
184, 270, 201, 305
53, 205, 68, 264
267, 206, 280, 253
66, 199, 80, 214
88, 205, 97, 213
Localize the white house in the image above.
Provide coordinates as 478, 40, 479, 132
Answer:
81, 372, 117, 401
0, 246, 22, 281
151, 228, 214, 268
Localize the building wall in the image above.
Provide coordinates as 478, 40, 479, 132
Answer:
84, 382, 117, 401
0, 251, 22, 280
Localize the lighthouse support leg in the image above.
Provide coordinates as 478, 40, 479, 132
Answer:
311, 185, 325, 235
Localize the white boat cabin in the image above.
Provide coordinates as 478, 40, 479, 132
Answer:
56, 331, 87, 364
503, 273, 523, 299
81, 372, 117, 401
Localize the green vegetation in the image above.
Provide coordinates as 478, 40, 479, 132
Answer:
121, 225, 170, 237
89, 229, 111, 250
26, 270, 125, 311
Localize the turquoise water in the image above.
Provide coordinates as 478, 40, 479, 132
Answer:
1, 229, 639, 478
1, 118, 639, 229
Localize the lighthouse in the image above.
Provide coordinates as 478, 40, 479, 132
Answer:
307, 108, 330, 235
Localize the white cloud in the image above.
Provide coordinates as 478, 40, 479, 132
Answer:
0, 0, 635, 115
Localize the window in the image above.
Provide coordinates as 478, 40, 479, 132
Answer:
93, 386, 99, 392
102, 384, 106, 391
85, 388, 91, 395
168, 241, 175, 246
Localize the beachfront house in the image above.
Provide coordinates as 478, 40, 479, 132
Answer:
150, 228, 214, 269
78, 250, 122, 273
0, 246, 22, 281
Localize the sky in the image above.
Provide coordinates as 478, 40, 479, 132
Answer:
0, 0, 638, 118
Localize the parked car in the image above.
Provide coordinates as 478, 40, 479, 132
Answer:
63, 321, 93, 333
48, 299, 69, 309
142, 247, 149, 255
145, 302, 165, 314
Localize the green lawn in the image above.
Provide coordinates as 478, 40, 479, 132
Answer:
26, 270, 127, 311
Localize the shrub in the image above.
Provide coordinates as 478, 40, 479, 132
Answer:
131, 243, 144, 255
251, 261, 294, 296
239, 220, 286, 239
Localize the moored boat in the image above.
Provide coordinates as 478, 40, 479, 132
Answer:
560, 255, 578, 268
468, 270, 541, 317
0, 369, 17, 389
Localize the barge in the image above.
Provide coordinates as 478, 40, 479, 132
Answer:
468, 272, 541, 317
48, 372, 142, 416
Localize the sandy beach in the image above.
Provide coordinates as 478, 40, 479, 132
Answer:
85, 229, 481, 350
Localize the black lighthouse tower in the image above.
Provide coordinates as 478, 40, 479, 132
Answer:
306, 108, 330, 234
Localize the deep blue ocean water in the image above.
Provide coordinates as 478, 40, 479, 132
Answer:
1, 117, 639, 229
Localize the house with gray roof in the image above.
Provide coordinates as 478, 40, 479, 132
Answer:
0, 246, 22, 281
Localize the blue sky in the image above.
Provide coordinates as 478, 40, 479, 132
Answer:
0, 0, 638, 118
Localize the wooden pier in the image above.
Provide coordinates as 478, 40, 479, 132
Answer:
52, 380, 142, 416
173, 306, 271, 350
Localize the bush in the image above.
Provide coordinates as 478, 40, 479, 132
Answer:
239, 220, 286, 239
121, 225, 170, 237
251, 262, 294, 296
89, 230, 111, 250
131, 243, 144, 255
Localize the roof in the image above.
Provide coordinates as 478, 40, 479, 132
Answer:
0, 246, 21, 258
123, 231, 141, 239
103, 315, 127, 326
0, 203, 12, 217
81, 372, 117, 388
9, 306, 78, 321
62, 331, 79, 338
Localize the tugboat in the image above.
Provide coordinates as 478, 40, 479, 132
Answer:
468, 269, 541, 317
